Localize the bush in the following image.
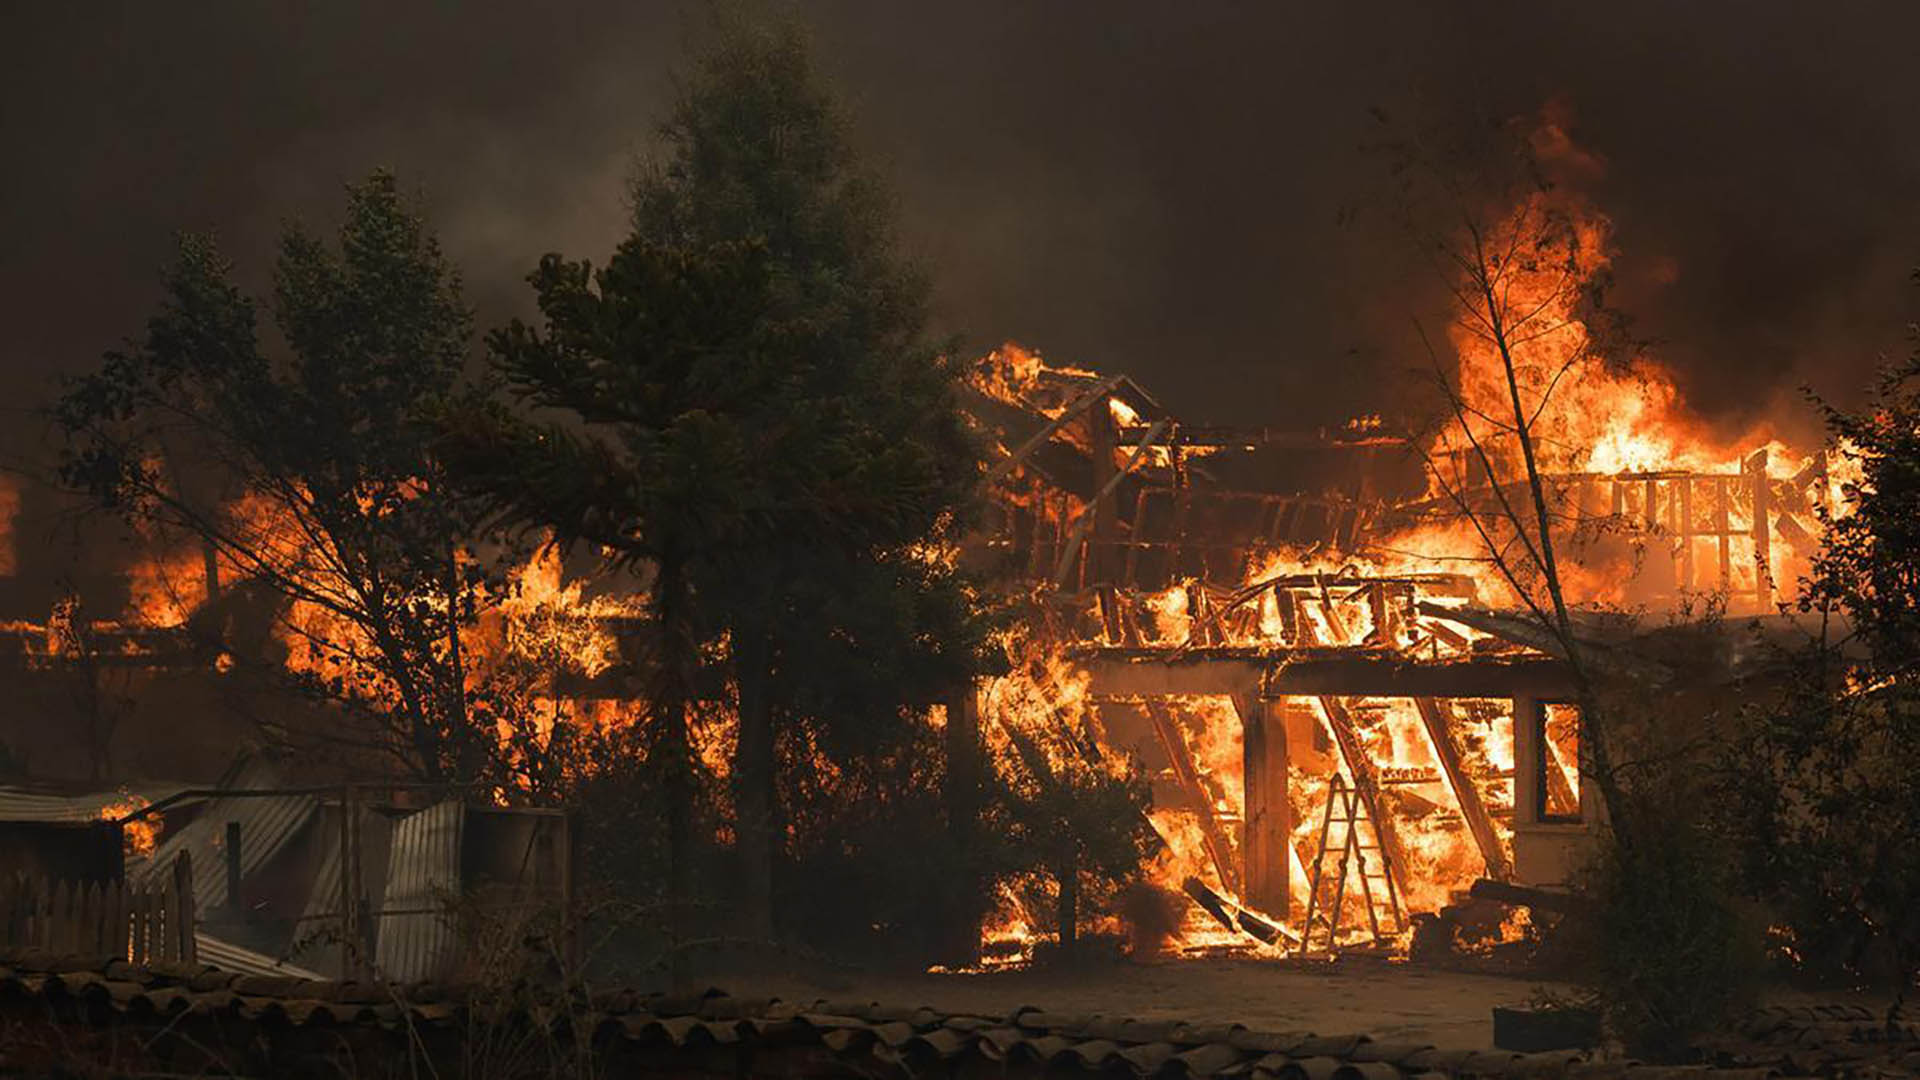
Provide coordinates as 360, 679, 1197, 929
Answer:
1569, 803, 1760, 1060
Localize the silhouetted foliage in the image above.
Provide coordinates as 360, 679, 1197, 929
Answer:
438, 18, 997, 963
55, 173, 517, 784
1722, 272, 1920, 1002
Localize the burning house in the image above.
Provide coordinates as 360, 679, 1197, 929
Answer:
957, 289, 1836, 958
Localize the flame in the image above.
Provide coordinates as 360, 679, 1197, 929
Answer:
955, 158, 1851, 953
97, 792, 156, 859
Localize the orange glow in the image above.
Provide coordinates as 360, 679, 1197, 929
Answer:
98, 792, 156, 859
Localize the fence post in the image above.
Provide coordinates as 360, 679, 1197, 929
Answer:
109, 879, 127, 961
52, 880, 72, 954
172, 851, 196, 965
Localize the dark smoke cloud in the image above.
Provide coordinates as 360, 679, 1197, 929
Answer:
4, 1, 1917, 445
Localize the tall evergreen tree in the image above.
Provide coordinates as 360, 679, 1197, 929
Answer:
439, 19, 991, 957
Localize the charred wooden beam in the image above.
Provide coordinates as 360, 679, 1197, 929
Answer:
1233, 692, 1291, 917
983, 374, 1128, 486
1468, 877, 1591, 915
1089, 387, 1118, 583
1748, 448, 1773, 607
1142, 698, 1240, 895
1052, 419, 1171, 587
1413, 697, 1510, 881
1116, 424, 1410, 451
1079, 653, 1267, 699
1267, 654, 1576, 700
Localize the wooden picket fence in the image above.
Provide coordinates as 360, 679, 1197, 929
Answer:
0, 853, 196, 964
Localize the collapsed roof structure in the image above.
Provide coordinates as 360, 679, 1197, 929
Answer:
958, 344, 1835, 957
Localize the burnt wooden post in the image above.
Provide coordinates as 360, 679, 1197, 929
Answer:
1088, 391, 1117, 584
1233, 692, 1291, 918
1678, 477, 1695, 590
1414, 698, 1510, 880
171, 851, 195, 963
1716, 475, 1734, 594
1748, 448, 1773, 609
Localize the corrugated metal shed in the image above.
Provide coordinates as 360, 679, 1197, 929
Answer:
130, 756, 317, 911
374, 800, 463, 982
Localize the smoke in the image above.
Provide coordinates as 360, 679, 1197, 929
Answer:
3, 0, 1917, 441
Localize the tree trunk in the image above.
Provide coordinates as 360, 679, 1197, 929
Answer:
942, 683, 983, 966
653, 550, 697, 989
733, 624, 776, 943
1480, 269, 1634, 855
1056, 858, 1078, 955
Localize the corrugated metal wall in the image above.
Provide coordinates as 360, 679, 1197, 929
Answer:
374, 801, 464, 982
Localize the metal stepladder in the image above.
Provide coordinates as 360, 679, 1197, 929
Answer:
1296, 773, 1405, 955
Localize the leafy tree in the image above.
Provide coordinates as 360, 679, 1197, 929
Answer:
1371, 107, 1754, 1054
1722, 272, 1920, 1004
437, 19, 993, 962
56, 172, 507, 783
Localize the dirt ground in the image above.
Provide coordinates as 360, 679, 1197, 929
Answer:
732, 957, 1566, 1048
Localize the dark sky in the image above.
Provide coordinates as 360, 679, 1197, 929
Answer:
4, 2, 1918, 444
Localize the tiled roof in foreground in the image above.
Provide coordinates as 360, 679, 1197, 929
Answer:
0, 951, 1908, 1079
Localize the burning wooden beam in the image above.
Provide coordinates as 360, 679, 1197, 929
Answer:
1232, 692, 1291, 917
1412, 697, 1510, 881
1142, 698, 1240, 896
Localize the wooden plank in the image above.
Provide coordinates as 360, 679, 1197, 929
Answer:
80, 882, 99, 955
1053, 419, 1171, 587
1141, 699, 1241, 896
157, 879, 174, 963
109, 880, 127, 961
1748, 449, 1773, 608
1413, 697, 1511, 881
128, 886, 145, 964
985, 373, 1128, 485
1089, 389, 1117, 584
1716, 476, 1733, 591
52, 880, 72, 954
173, 852, 196, 964
1679, 477, 1694, 589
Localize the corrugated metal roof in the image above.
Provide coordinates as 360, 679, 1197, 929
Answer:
194, 931, 325, 981
130, 756, 318, 911
374, 800, 463, 982
0, 782, 188, 823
